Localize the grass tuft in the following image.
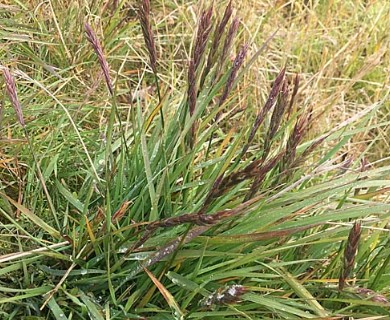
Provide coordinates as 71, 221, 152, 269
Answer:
1, 1, 389, 319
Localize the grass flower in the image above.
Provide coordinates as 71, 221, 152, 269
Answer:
2, 67, 25, 127
85, 22, 113, 95
339, 222, 362, 290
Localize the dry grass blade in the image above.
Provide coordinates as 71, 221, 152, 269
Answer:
40, 262, 77, 310
143, 266, 184, 317
339, 221, 362, 290
0, 101, 3, 129
0, 241, 69, 264
84, 23, 113, 95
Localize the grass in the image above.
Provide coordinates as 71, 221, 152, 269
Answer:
1, 0, 390, 319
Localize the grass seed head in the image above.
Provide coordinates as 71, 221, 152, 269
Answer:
263, 78, 289, 158
187, 58, 198, 146
2, 67, 25, 128
339, 221, 362, 290
245, 152, 285, 200
216, 43, 249, 119
207, 0, 233, 67
221, 17, 240, 68
193, 6, 213, 71
283, 105, 313, 169
84, 22, 113, 96
287, 74, 299, 117
187, 59, 197, 117
241, 67, 286, 156
217, 0, 233, 36
138, 0, 158, 75
201, 1, 234, 87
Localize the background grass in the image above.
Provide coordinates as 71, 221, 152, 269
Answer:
1, 0, 390, 319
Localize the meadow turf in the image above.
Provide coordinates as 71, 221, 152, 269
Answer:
1, 0, 390, 319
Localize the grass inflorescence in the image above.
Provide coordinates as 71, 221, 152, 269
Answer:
0, 0, 390, 319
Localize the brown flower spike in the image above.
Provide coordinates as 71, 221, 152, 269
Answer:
85, 22, 113, 96
138, 0, 158, 75
2, 67, 25, 128
339, 222, 362, 290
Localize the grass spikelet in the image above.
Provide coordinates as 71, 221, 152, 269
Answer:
244, 152, 285, 201
203, 0, 233, 82
137, 0, 164, 125
241, 67, 286, 156
193, 6, 213, 71
187, 59, 196, 117
187, 59, 197, 145
339, 222, 362, 290
287, 74, 299, 117
203, 151, 284, 207
84, 22, 113, 96
282, 105, 313, 171
2, 67, 25, 127
216, 0, 233, 41
201, 173, 224, 211
216, 43, 249, 120
220, 17, 240, 71
138, 0, 158, 75
263, 78, 289, 159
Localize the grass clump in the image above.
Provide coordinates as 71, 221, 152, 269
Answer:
1, 1, 390, 319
